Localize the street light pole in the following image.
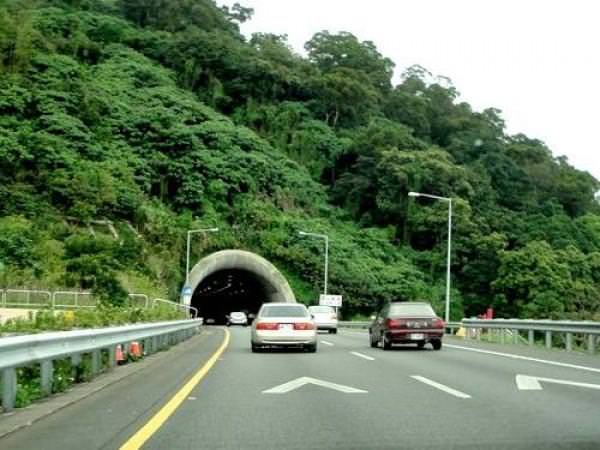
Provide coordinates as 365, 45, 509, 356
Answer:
298, 231, 329, 296
445, 199, 452, 324
324, 236, 329, 295
408, 192, 452, 323
186, 227, 219, 285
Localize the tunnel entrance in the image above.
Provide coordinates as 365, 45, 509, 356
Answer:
186, 250, 296, 324
192, 269, 269, 323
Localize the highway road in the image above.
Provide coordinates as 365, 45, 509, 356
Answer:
2, 327, 600, 449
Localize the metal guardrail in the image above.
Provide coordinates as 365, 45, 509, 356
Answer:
2, 289, 52, 308
152, 298, 198, 318
128, 293, 150, 308
0, 289, 191, 314
338, 321, 462, 333
0, 319, 202, 412
338, 321, 370, 329
52, 290, 96, 309
461, 319, 600, 354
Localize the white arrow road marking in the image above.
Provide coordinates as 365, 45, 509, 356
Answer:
350, 351, 375, 361
411, 376, 471, 399
445, 344, 600, 374
516, 374, 600, 391
262, 377, 368, 394
320, 340, 334, 346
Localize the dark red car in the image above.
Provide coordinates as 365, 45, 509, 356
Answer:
369, 302, 444, 350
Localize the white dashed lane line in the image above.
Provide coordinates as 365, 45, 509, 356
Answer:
350, 351, 375, 361
320, 340, 334, 346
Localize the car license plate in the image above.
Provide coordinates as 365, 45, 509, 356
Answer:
279, 324, 293, 331
410, 333, 425, 340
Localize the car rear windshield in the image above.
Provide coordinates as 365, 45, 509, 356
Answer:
260, 305, 308, 318
308, 306, 334, 313
389, 303, 436, 317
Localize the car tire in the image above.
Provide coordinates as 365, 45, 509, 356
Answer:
331, 329, 338, 334
369, 333, 377, 348
431, 339, 442, 351
251, 343, 261, 353
381, 334, 391, 350
306, 343, 317, 353
417, 341, 425, 349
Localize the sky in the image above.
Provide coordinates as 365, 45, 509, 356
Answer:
218, 0, 600, 181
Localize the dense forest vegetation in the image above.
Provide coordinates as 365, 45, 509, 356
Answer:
1, 0, 599, 319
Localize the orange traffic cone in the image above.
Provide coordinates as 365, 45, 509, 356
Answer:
130, 341, 142, 359
115, 344, 126, 365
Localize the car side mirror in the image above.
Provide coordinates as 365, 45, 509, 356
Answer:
311, 314, 315, 319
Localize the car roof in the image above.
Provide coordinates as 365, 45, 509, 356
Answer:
262, 302, 306, 307
390, 301, 430, 305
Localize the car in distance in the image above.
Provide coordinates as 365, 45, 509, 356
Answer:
307, 305, 338, 334
251, 303, 317, 353
227, 311, 248, 326
369, 302, 444, 350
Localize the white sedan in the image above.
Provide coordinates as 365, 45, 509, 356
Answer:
227, 311, 248, 326
308, 305, 338, 334
251, 303, 317, 353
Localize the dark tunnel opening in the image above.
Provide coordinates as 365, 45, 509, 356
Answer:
191, 269, 269, 324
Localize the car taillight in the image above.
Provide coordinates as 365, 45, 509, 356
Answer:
385, 318, 406, 329
256, 322, 279, 330
432, 318, 445, 328
293, 322, 315, 330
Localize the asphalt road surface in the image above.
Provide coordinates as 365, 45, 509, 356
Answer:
2, 327, 600, 450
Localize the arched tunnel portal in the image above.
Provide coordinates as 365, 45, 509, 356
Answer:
188, 250, 296, 324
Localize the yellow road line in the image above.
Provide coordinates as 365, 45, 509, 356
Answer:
120, 328, 230, 450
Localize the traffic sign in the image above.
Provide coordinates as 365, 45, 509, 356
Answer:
319, 294, 342, 307
181, 286, 193, 306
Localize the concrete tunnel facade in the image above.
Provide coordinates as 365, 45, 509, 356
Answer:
186, 250, 296, 323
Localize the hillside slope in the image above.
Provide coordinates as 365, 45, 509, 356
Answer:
1, 0, 599, 319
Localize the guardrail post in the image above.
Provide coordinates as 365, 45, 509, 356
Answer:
588, 335, 595, 355
500, 329, 505, 344
528, 330, 534, 346
565, 333, 573, 352
40, 360, 54, 396
71, 353, 81, 379
2, 367, 17, 412
545, 331, 552, 349
91, 350, 101, 375
108, 346, 116, 368
512, 329, 519, 344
